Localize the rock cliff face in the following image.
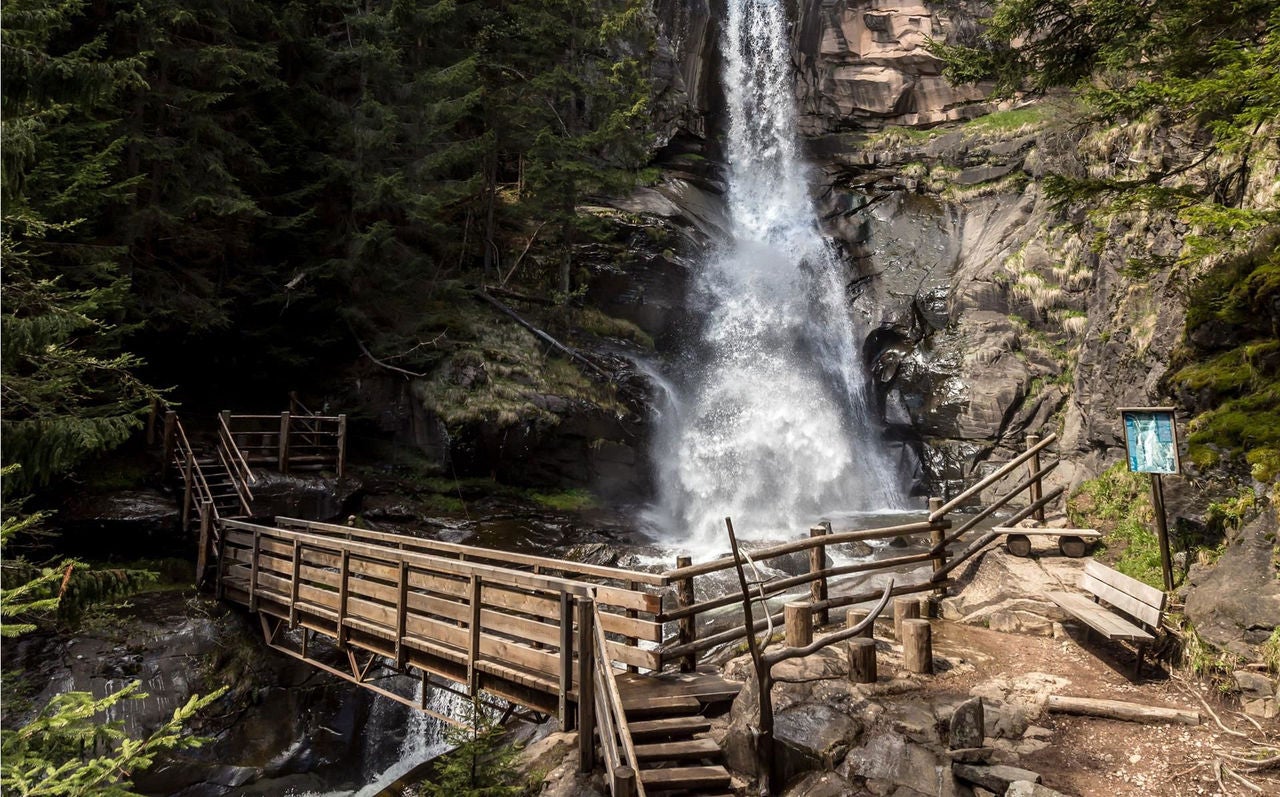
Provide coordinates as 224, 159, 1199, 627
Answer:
794, 0, 995, 134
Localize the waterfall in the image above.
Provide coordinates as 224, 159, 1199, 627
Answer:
650, 0, 903, 552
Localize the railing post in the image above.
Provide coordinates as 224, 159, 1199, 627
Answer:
559, 592, 575, 731
810, 523, 829, 627
249, 530, 262, 614
1026, 434, 1044, 523
181, 455, 194, 534
928, 497, 948, 599
337, 549, 350, 648
395, 560, 408, 668
162, 411, 176, 478
785, 602, 813, 647
196, 500, 214, 586
291, 540, 303, 628
613, 765, 637, 797
468, 575, 482, 696
336, 414, 347, 479
577, 597, 596, 774
279, 411, 291, 473
675, 555, 696, 673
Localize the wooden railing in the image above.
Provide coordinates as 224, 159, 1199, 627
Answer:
652, 433, 1062, 671
224, 411, 347, 477
215, 519, 662, 716
581, 599, 645, 797
217, 412, 255, 517
164, 414, 217, 532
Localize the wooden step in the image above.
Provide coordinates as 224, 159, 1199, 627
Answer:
634, 737, 721, 763
639, 765, 730, 792
623, 694, 701, 719
628, 716, 711, 742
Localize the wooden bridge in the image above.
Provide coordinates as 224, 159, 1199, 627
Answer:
161, 408, 1062, 796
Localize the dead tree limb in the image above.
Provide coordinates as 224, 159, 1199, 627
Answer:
473, 290, 611, 379
726, 517, 893, 796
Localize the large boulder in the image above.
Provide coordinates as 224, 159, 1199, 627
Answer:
1184, 507, 1280, 658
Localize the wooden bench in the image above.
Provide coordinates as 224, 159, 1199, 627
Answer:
994, 526, 1101, 558
1045, 560, 1167, 677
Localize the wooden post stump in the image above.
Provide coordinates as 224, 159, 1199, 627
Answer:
1058, 535, 1088, 558
902, 619, 934, 674
846, 608, 873, 637
785, 602, 812, 647
809, 524, 830, 627
613, 766, 637, 797
675, 555, 696, 673
918, 596, 938, 619
848, 638, 877, 684
894, 596, 920, 640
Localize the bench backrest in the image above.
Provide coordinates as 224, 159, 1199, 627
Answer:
1080, 560, 1167, 629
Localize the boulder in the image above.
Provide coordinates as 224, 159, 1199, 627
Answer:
949, 697, 984, 750
1184, 510, 1280, 658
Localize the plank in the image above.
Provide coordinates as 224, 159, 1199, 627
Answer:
1045, 591, 1154, 642
1080, 572, 1163, 628
622, 694, 701, 719
617, 672, 742, 705
627, 716, 711, 742
1047, 694, 1200, 725
633, 737, 720, 763
639, 765, 730, 791
1083, 560, 1165, 617
992, 527, 1101, 537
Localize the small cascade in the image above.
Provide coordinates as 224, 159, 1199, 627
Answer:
649, 0, 905, 553
351, 684, 469, 797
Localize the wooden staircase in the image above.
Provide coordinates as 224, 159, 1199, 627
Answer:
617, 671, 740, 796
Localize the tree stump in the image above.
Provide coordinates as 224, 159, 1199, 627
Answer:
1005, 533, 1032, 557
848, 638, 876, 684
902, 619, 934, 674
785, 602, 812, 647
846, 608, 873, 637
894, 596, 920, 639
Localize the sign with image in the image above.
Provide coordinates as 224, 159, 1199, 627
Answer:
1120, 407, 1180, 474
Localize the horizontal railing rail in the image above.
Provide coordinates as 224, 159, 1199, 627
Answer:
225, 411, 346, 477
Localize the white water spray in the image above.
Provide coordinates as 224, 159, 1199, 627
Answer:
651, 0, 903, 551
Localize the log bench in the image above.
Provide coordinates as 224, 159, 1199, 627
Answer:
1045, 560, 1167, 677
993, 526, 1100, 558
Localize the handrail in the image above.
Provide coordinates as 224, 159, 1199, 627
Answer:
929, 433, 1057, 520
591, 599, 646, 797
660, 519, 941, 582
275, 516, 669, 588
215, 443, 253, 517
217, 415, 256, 516
172, 417, 216, 515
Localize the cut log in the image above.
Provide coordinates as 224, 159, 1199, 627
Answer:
847, 638, 876, 684
952, 763, 1042, 792
1046, 695, 1200, 725
901, 618, 933, 675
894, 596, 920, 639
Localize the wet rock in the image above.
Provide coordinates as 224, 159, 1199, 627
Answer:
249, 470, 361, 521
1007, 780, 1070, 797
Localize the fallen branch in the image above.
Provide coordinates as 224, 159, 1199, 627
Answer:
474, 290, 612, 379
349, 328, 428, 379
1222, 751, 1280, 771
1173, 676, 1255, 741
1046, 694, 1200, 725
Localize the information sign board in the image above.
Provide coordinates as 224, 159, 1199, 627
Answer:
1120, 407, 1180, 475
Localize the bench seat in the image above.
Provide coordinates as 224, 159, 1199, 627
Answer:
1044, 591, 1154, 643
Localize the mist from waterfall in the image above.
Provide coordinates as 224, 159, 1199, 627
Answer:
650, 0, 904, 552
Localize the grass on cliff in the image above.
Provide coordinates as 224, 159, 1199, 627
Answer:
1068, 462, 1164, 587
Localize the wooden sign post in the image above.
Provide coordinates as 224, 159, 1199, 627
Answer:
1119, 407, 1180, 591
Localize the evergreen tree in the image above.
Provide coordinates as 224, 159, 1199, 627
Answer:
1, 1, 159, 491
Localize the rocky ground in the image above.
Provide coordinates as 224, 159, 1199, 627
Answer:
519, 541, 1279, 797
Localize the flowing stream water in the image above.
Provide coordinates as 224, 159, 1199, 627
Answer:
650, 0, 904, 553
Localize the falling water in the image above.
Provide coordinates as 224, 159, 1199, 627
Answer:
651, 0, 903, 552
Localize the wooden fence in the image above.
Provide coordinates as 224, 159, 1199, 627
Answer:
224, 411, 347, 477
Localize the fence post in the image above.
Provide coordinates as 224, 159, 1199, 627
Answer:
675, 555, 696, 673
785, 602, 813, 647
577, 597, 596, 773
810, 523, 829, 627
468, 575, 482, 695
559, 593, 574, 731
162, 411, 177, 479
336, 414, 347, 479
181, 455, 193, 534
929, 497, 947, 599
1026, 434, 1044, 523
279, 411, 291, 473
196, 500, 214, 586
